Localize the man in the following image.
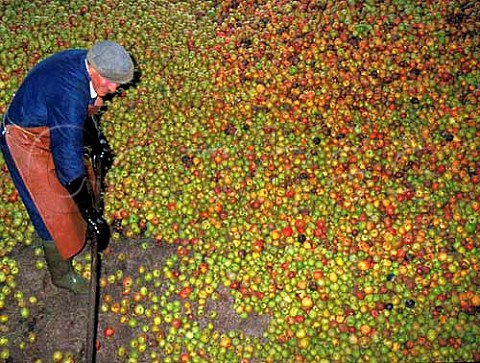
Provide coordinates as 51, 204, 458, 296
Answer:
0, 41, 134, 294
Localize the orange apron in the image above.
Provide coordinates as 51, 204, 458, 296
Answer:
5, 124, 88, 259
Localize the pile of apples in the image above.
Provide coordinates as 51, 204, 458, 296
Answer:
0, 0, 478, 362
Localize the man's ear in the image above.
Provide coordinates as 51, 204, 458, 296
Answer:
87, 63, 98, 78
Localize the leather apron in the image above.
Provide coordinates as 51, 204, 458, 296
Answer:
3, 123, 87, 260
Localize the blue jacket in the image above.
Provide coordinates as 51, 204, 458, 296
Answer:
6, 49, 94, 185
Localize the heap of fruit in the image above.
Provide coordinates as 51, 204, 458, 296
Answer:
0, 0, 478, 362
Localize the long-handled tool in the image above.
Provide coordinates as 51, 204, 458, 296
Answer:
85, 216, 100, 362
85, 157, 102, 363
85, 115, 109, 363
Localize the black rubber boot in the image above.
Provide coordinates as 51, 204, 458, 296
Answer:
42, 241, 89, 295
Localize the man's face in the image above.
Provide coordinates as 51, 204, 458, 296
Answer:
89, 67, 120, 97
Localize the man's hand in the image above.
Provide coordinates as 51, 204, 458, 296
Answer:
94, 138, 115, 176
65, 176, 110, 252
84, 115, 115, 176
85, 212, 110, 252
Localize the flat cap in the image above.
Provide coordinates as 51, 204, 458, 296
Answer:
87, 41, 134, 84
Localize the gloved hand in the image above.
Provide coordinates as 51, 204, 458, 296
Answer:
84, 212, 110, 252
94, 138, 114, 176
84, 116, 115, 176
65, 175, 110, 252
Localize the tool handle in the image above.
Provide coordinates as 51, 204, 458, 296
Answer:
85, 232, 99, 363
85, 115, 105, 363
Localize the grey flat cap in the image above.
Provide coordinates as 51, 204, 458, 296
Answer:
87, 41, 134, 84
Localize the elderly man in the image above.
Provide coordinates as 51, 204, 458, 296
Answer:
0, 41, 134, 294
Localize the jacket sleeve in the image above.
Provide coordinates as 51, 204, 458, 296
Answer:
48, 90, 89, 186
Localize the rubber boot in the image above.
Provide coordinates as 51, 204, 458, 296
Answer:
42, 241, 89, 295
